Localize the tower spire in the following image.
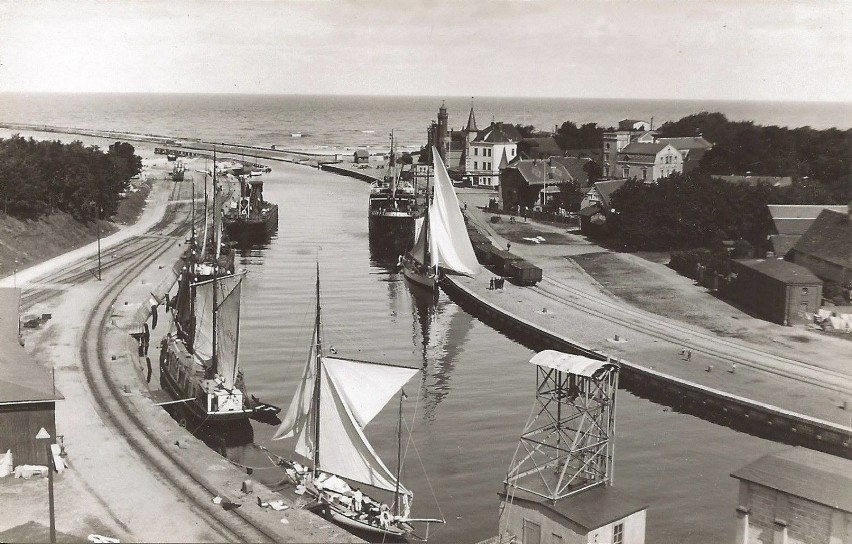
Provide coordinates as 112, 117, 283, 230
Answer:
465, 97, 478, 133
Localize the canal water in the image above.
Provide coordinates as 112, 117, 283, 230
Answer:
227, 162, 782, 544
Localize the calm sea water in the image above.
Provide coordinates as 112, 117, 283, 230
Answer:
0, 93, 809, 543
1, 93, 850, 157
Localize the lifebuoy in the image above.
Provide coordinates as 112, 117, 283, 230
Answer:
379, 510, 392, 528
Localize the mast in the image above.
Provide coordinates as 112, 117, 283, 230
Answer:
423, 170, 431, 269
394, 389, 404, 517
313, 263, 323, 477
211, 148, 218, 379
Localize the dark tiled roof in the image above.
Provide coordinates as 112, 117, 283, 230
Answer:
714, 175, 793, 188
618, 119, 650, 130
0, 289, 64, 405
550, 156, 592, 187
732, 447, 852, 513
657, 136, 713, 150
768, 235, 800, 257
732, 258, 822, 284
594, 179, 629, 208
507, 159, 577, 186
354, 149, 369, 158
475, 122, 522, 143
499, 486, 647, 531
518, 137, 563, 159
791, 209, 852, 270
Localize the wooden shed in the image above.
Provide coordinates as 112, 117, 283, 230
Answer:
0, 289, 64, 466
728, 259, 822, 325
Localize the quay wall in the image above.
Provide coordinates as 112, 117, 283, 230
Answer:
319, 163, 381, 183
440, 275, 852, 459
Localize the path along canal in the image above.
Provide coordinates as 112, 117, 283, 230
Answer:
223, 162, 783, 543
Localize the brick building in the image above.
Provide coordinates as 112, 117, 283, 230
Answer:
731, 447, 852, 544
727, 259, 822, 325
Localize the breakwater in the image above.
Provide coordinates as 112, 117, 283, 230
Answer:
318, 163, 380, 183
440, 275, 852, 459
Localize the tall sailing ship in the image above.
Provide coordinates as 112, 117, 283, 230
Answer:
160, 156, 279, 424
401, 146, 481, 290
273, 267, 443, 539
368, 132, 420, 254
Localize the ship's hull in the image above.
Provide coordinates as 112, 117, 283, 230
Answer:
223, 204, 279, 242
401, 257, 438, 291
308, 500, 409, 540
159, 336, 254, 424
368, 212, 415, 254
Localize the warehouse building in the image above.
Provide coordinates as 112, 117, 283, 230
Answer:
727, 259, 822, 325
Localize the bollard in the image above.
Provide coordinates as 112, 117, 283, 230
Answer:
705, 365, 713, 372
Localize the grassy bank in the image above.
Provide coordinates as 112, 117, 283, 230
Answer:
0, 179, 151, 278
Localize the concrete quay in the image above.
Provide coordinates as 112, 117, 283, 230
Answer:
448, 196, 852, 458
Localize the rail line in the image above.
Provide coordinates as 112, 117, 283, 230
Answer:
535, 275, 852, 395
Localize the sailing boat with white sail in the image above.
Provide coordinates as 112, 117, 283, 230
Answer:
273, 267, 443, 539
401, 147, 480, 290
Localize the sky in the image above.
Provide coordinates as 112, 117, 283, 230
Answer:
0, 0, 849, 102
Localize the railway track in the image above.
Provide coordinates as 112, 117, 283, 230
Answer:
535, 275, 852, 395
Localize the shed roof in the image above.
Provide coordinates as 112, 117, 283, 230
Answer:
506, 159, 576, 187
768, 205, 848, 236
732, 447, 852, 513
0, 289, 64, 405
768, 235, 800, 257
353, 149, 370, 158
518, 137, 563, 160
791, 209, 852, 271
500, 486, 647, 532
732, 259, 822, 285
529, 350, 613, 377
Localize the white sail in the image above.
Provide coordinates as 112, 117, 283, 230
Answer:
323, 357, 418, 427
272, 328, 317, 449
428, 148, 481, 276
214, 274, 242, 389
192, 281, 215, 363
410, 216, 428, 265
319, 361, 414, 493
413, 216, 425, 245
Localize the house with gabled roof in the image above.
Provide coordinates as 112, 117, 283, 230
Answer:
0, 289, 64, 465
657, 136, 713, 172
466, 121, 521, 188
616, 142, 682, 182
518, 136, 563, 160
500, 157, 592, 212
788, 208, 852, 288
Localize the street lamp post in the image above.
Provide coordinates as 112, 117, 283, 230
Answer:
91, 200, 102, 281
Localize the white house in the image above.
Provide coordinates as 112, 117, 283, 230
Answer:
466, 122, 521, 188
616, 142, 683, 182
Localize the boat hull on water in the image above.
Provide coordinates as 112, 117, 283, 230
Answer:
369, 212, 415, 254
401, 255, 437, 291
224, 203, 279, 242
308, 500, 409, 540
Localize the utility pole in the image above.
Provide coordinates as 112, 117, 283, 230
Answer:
96, 206, 102, 281
36, 428, 55, 543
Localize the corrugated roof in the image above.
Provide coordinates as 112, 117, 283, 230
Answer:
732, 259, 822, 285
0, 289, 64, 405
791, 209, 852, 271
732, 448, 852, 513
529, 350, 614, 377
500, 486, 647, 531
768, 205, 848, 236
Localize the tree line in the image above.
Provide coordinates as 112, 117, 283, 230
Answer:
0, 136, 142, 220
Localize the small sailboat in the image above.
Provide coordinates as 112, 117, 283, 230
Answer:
401, 146, 480, 290
273, 267, 443, 539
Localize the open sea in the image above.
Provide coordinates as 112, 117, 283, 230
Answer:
2, 93, 847, 543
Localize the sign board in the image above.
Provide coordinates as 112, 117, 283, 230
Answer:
36, 427, 51, 440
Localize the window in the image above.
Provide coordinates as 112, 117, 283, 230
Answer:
641, 167, 648, 180
474, 161, 478, 169
522, 519, 541, 544
474, 148, 478, 156
802, 287, 809, 295
605, 143, 610, 150
613, 522, 624, 544
622, 167, 629, 178
604, 167, 610, 177
511, 148, 515, 156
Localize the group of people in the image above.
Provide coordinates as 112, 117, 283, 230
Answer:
489, 277, 505, 290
